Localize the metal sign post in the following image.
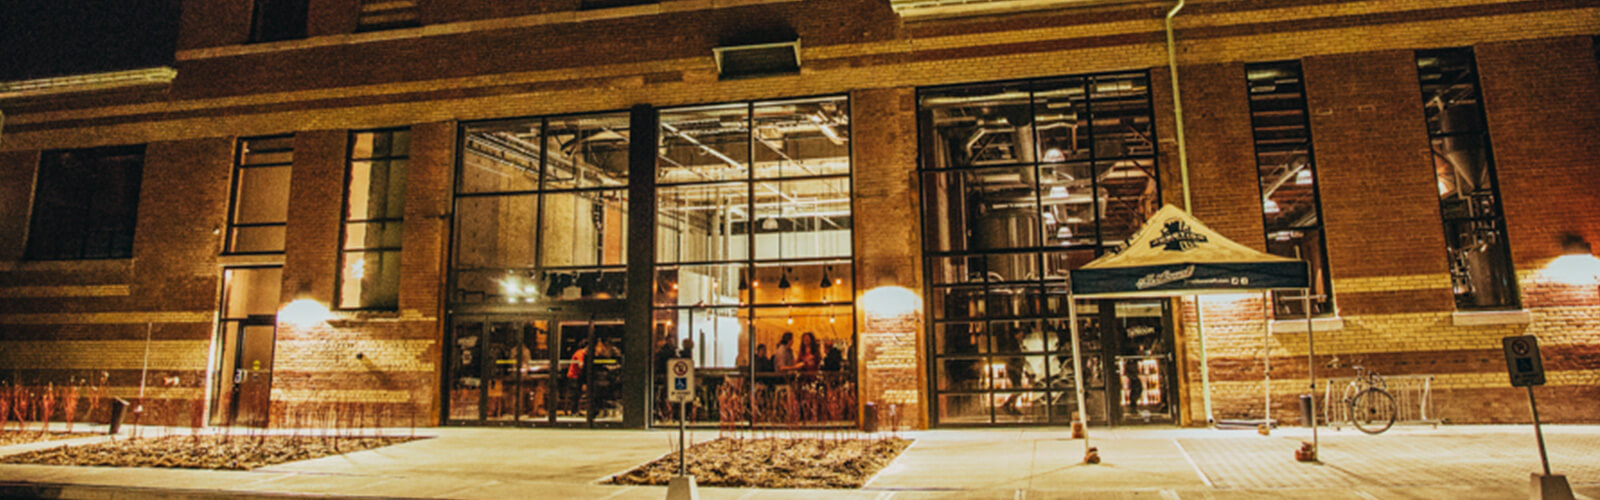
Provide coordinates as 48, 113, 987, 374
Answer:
1502, 335, 1572, 500
665, 358, 699, 500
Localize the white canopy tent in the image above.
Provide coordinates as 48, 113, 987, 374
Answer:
1064, 205, 1317, 457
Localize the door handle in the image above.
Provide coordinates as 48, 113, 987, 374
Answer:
234, 369, 246, 383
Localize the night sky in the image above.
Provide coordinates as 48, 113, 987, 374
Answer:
0, 0, 181, 81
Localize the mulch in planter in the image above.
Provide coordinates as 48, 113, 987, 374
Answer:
608, 437, 912, 489
0, 434, 421, 470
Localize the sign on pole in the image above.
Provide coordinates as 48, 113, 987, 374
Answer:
667, 358, 695, 403
1502, 335, 1546, 387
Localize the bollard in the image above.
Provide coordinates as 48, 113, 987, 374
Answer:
1299, 395, 1314, 427
107, 398, 130, 435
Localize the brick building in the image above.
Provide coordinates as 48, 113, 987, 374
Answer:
0, 0, 1596, 430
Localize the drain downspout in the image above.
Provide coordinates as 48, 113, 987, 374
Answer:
1166, 0, 1190, 211
1165, 0, 1213, 427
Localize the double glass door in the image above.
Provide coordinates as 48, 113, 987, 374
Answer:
447, 314, 625, 426
1073, 300, 1177, 425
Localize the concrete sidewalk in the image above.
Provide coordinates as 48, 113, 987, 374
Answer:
0, 425, 1597, 499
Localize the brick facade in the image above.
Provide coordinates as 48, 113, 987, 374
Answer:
1, 0, 1596, 428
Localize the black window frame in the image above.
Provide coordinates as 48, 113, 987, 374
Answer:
336, 128, 411, 311
1415, 47, 1520, 311
224, 135, 294, 255
916, 71, 1162, 426
1245, 60, 1336, 317
24, 145, 146, 261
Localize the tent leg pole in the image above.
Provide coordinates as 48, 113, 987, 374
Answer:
1305, 289, 1318, 459
1196, 296, 1212, 426
1069, 298, 1090, 453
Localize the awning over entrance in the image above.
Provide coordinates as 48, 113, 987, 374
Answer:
1071, 204, 1308, 297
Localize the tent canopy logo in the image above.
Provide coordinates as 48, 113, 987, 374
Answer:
1149, 219, 1208, 251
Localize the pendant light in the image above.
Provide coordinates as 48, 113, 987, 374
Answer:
778, 267, 792, 290
819, 266, 833, 289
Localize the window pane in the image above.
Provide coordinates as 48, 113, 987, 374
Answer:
346, 160, 407, 221
539, 190, 628, 268
1417, 48, 1517, 310
920, 84, 1034, 169
655, 264, 747, 308
454, 195, 538, 270
922, 167, 1040, 253
656, 182, 749, 264
659, 104, 749, 184
1088, 74, 1154, 159
545, 113, 631, 190
233, 165, 291, 225
352, 129, 410, 159
1039, 162, 1095, 247
1248, 61, 1332, 317
221, 267, 283, 319
227, 225, 286, 254
749, 261, 852, 306
753, 97, 850, 179
1095, 159, 1159, 246
752, 177, 852, 260
1432, 135, 1498, 219
461, 119, 543, 194
936, 322, 987, 356
339, 250, 401, 309
343, 221, 404, 250
1033, 77, 1091, 163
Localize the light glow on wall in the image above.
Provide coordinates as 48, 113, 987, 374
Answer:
862, 286, 921, 318
280, 298, 332, 328
1542, 254, 1600, 286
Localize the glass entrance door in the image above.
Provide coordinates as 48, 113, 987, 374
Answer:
1106, 301, 1176, 425
446, 313, 624, 427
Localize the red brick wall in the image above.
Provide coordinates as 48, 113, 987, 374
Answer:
1304, 50, 1453, 315
1478, 36, 1600, 276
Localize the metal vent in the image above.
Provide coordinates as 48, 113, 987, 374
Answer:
713, 40, 801, 80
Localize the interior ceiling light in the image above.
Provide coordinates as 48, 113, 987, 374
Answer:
1048, 185, 1069, 198
820, 266, 833, 288
778, 268, 792, 290
1263, 199, 1281, 214
1295, 169, 1313, 185
1043, 148, 1066, 162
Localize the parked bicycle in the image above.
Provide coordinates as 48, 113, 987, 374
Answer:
1339, 365, 1398, 434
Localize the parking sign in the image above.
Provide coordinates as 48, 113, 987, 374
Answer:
667, 358, 695, 403
1502, 335, 1546, 387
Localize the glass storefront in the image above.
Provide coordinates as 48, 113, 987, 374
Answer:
918, 72, 1170, 425
447, 111, 631, 426
653, 96, 857, 427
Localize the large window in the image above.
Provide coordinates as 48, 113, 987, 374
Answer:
918, 72, 1159, 424
338, 129, 409, 310
25, 145, 145, 260
449, 112, 632, 426
453, 112, 631, 305
653, 96, 856, 427
1247, 61, 1334, 316
1416, 48, 1518, 310
226, 136, 293, 254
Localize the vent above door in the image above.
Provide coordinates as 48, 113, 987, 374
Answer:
713, 40, 801, 80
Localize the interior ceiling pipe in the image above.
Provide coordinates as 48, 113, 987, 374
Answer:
1165, 0, 1191, 212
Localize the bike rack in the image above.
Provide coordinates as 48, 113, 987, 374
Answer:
1322, 374, 1441, 430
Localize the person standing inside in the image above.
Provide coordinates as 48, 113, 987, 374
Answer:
774, 332, 796, 372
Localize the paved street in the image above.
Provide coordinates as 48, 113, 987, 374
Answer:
0, 425, 1595, 498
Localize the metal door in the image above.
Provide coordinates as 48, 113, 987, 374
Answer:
234, 318, 277, 427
